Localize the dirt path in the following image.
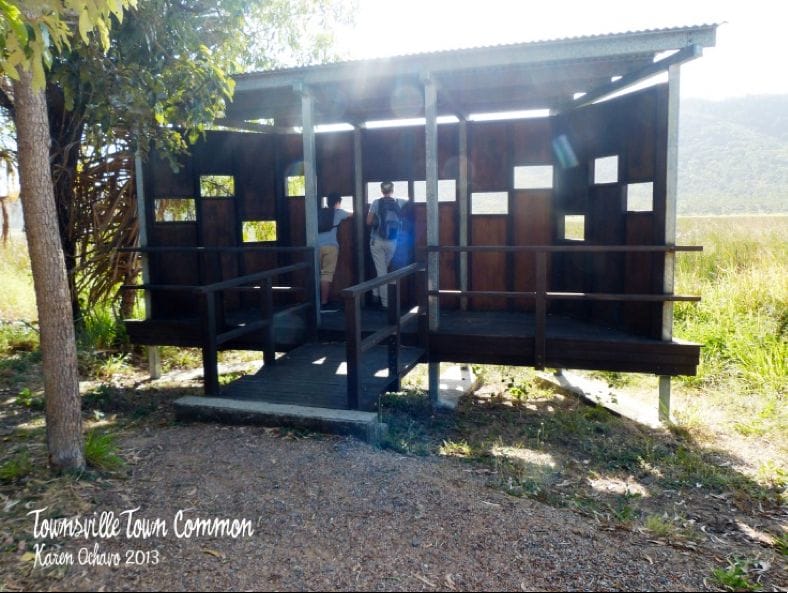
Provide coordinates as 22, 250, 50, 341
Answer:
26, 424, 722, 592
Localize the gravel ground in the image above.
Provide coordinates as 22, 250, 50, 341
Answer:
36, 423, 723, 592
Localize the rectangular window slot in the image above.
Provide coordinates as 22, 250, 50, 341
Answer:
626, 182, 654, 212
366, 181, 408, 202
471, 192, 508, 215
593, 156, 619, 185
564, 215, 585, 241
513, 165, 554, 190
242, 220, 277, 242
287, 176, 305, 197
413, 179, 457, 202
199, 175, 234, 198
154, 198, 196, 222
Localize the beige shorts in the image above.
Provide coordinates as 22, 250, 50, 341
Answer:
319, 245, 339, 281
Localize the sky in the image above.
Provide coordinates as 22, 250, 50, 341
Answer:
335, 0, 787, 101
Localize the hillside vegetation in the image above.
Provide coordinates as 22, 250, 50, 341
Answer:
679, 94, 788, 214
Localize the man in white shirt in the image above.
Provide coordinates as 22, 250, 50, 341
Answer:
317, 192, 351, 313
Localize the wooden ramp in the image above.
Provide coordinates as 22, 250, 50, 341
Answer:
211, 342, 423, 412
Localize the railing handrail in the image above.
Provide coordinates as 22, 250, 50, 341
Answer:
120, 261, 313, 295
119, 245, 315, 254
426, 244, 702, 254
340, 263, 424, 299
342, 263, 427, 410
427, 289, 701, 303
197, 262, 312, 294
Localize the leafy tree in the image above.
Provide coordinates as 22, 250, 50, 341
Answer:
2, 0, 355, 322
1, 0, 137, 471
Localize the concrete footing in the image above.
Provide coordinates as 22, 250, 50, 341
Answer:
174, 396, 387, 444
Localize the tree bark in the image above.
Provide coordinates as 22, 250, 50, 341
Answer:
13, 69, 84, 471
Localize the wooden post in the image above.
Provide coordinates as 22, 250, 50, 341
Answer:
345, 295, 362, 410
353, 127, 366, 285
458, 119, 469, 311
424, 75, 440, 330
424, 75, 441, 407
387, 282, 401, 391
659, 375, 671, 423
658, 64, 681, 424
534, 251, 547, 369
134, 152, 161, 379
300, 85, 320, 329
261, 277, 275, 367
201, 291, 219, 396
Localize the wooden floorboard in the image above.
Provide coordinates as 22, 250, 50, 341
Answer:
220, 342, 424, 412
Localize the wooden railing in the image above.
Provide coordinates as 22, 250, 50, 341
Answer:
121, 247, 315, 395
425, 244, 701, 369
340, 263, 427, 409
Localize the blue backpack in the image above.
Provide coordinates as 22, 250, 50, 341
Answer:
376, 197, 402, 240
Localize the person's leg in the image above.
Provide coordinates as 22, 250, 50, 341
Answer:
319, 246, 339, 309
380, 240, 397, 307
370, 239, 388, 306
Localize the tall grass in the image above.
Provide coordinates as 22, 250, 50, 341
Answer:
674, 215, 786, 439
0, 233, 37, 321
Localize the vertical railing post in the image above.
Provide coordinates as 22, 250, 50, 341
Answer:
260, 277, 275, 367
344, 294, 362, 410
417, 267, 429, 351
305, 248, 318, 339
534, 251, 547, 370
201, 290, 219, 396
387, 281, 401, 392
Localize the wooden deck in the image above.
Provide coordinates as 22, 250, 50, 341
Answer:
219, 342, 424, 412
127, 306, 699, 377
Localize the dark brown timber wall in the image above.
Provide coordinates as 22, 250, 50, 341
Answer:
143, 85, 669, 339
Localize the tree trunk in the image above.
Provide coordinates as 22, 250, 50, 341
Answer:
0, 197, 8, 244
13, 70, 84, 471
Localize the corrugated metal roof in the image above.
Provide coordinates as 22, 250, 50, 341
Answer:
235, 24, 719, 80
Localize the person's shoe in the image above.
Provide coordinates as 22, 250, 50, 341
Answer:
320, 303, 338, 313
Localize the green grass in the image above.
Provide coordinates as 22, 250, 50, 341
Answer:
711, 558, 761, 592
0, 450, 33, 483
0, 234, 36, 321
675, 216, 787, 394
83, 430, 125, 472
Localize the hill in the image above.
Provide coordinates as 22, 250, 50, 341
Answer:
679, 95, 788, 214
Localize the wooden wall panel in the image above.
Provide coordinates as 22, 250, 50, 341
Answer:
510, 118, 553, 164
588, 185, 626, 325
470, 215, 507, 310
511, 190, 552, 312
623, 88, 659, 182
200, 200, 240, 314
317, 132, 354, 197
148, 225, 199, 318
147, 151, 194, 198
331, 217, 357, 296
237, 134, 277, 221
624, 212, 660, 338
469, 121, 510, 192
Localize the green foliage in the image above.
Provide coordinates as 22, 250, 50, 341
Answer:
200, 175, 235, 198
773, 532, 788, 556
680, 96, 788, 215
643, 514, 679, 538
0, 0, 137, 89
674, 216, 787, 433
711, 558, 761, 592
242, 220, 277, 242
0, 323, 38, 354
15, 386, 44, 410
0, 450, 32, 482
83, 429, 124, 472
0, 235, 36, 321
